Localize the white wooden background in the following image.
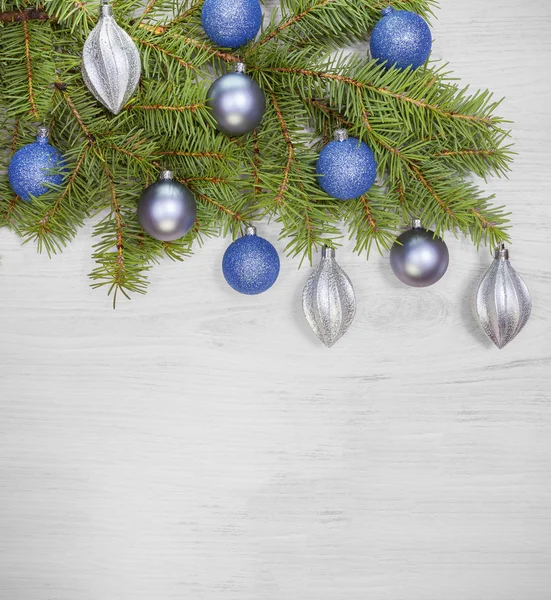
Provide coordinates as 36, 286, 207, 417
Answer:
1, 1, 551, 598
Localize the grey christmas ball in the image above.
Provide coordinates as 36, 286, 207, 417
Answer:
206, 68, 266, 136
137, 171, 197, 241
390, 222, 449, 287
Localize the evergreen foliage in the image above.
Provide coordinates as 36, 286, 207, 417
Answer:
0, 0, 513, 304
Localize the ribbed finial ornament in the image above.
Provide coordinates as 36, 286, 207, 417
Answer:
473, 244, 532, 349
302, 247, 356, 347
82, 0, 141, 114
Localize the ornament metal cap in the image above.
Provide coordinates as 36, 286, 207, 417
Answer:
159, 170, 174, 181
36, 126, 49, 140
235, 62, 246, 74
100, 0, 113, 16
495, 243, 509, 260
334, 129, 348, 142
382, 6, 394, 16
321, 245, 336, 258
244, 225, 257, 236
411, 218, 422, 229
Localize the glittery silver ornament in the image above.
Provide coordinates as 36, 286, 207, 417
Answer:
473, 244, 532, 349
390, 219, 449, 287
137, 170, 197, 241
302, 247, 356, 348
82, 0, 141, 115
206, 62, 266, 136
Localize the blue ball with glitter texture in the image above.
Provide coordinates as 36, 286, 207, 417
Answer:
202, 0, 262, 49
370, 7, 432, 71
316, 131, 377, 201
222, 226, 280, 295
8, 128, 65, 202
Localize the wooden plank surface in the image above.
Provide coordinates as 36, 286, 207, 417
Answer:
1, 1, 550, 598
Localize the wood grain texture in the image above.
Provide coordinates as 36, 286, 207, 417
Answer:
1, 1, 551, 598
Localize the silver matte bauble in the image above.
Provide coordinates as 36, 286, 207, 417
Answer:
473, 244, 532, 349
137, 171, 197, 241
390, 220, 449, 287
82, 0, 141, 114
302, 247, 356, 348
206, 63, 266, 136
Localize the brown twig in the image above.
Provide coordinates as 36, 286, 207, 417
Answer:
22, 21, 38, 118
0, 8, 49, 22
269, 91, 294, 206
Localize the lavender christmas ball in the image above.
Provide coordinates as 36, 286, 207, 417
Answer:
370, 7, 432, 71
137, 171, 196, 242
8, 127, 65, 202
222, 226, 280, 295
316, 129, 377, 200
202, 0, 262, 49
390, 221, 449, 287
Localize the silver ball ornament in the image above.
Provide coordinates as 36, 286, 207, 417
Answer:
137, 171, 197, 241
206, 63, 266, 136
390, 220, 449, 287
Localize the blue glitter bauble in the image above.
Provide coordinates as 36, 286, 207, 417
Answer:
202, 0, 262, 49
370, 7, 432, 71
8, 128, 65, 202
222, 226, 280, 295
316, 132, 377, 200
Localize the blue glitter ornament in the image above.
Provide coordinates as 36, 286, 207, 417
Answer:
8, 126, 65, 202
202, 0, 262, 49
316, 129, 377, 200
222, 226, 280, 295
370, 7, 432, 71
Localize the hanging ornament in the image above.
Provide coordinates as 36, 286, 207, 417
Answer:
222, 226, 280, 295
473, 244, 532, 349
82, 0, 141, 115
316, 129, 377, 200
206, 62, 266, 137
137, 170, 197, 241
201, 0, 262, 49
8, 126, 65, 202
370, 7, 432, 71
302, 246, 356, 348
390, 219, 449, 287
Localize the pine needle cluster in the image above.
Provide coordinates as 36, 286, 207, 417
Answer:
0, 0, 513, 304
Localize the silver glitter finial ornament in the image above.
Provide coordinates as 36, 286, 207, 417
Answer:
473, 244, 532, 349
82, 0, 141, 115
302, 247, 356, 348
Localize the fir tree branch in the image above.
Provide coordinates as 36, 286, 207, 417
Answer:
247, 0, 332, 52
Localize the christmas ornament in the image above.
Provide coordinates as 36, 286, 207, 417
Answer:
390, 220, 449, 287
8, 127, 65, 202
473, 244, 532, 349
137, 170, 197, 241
302, 247, 356, 348
206, 63, 266, 136
316, 129, 377, 200
201, 0, 262, 49
222, 226, 280, 295
370, 7, 432, 71
82, 0, 141, 115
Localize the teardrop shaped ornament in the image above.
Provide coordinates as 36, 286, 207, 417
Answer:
82, 0, 141, 114
473, 245, 532, 349
302, 247, 356, 347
